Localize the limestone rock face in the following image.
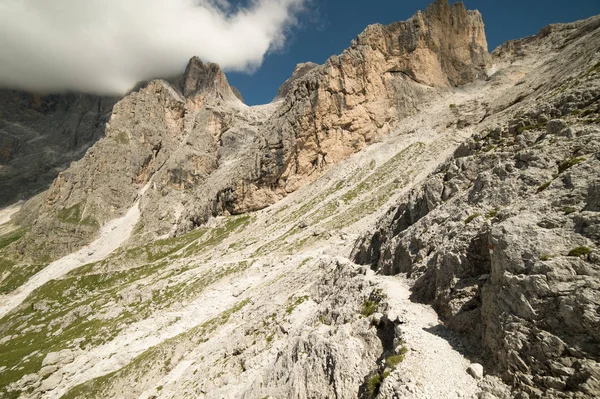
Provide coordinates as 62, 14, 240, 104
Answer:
13, 0, 491, 259
251, 0, 490, 197
391, 0, 490, 86
0, 90, 117, 207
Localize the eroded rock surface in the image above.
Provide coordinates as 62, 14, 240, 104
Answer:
354, 15, 600, 398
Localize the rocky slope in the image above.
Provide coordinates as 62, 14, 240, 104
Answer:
353, 14, 600, 399
0, 1, 599, 398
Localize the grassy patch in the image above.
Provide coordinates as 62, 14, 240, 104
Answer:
0, 228, 27, 251
558, 157, 585, 174
61, 299, 250, 399
485, 209, 499, 219
0, 262, 46, 294
367, 374, 382, 397
567, 246, 591, 257
385, 347, 408, 368
57, 203, 98, 227
539, 254, 553, 261
464, 213, 481, 224
182, 214, 252, 258
537, 181, 552, 193
563, 206, 578, 215
517, 123, 545, 134
587, 61, 600, 75
361, 300, 378, 317
286, 295, 309, 314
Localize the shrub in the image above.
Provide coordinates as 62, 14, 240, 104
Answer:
539, 254, 553, 261
567, 246, 591, 257
361, 300, 378, 317
537, 181, 552, 193
464, 213, 481, 224
367, 374, 382, 397
558, 157, 585, 174
449, 104, 456, 109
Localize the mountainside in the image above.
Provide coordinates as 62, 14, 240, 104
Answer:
0, 1, 599, 398
0, 91, 117, 207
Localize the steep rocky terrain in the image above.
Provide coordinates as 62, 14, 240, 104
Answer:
354, 14, 600, 399
0, 91, 117, 207
0, 0, 599, 398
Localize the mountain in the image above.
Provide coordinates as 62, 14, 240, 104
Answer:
0, 1, 598, 398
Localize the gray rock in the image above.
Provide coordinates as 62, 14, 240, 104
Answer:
467, 363, 484, 379
38, 365, 59, 379
42, 349, 74, 367
39, 372, 62, 392
546, 119, 567, 135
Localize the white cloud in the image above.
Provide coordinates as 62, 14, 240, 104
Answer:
0, 0, 306, 94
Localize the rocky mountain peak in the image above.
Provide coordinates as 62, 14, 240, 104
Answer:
354, 0, 490, 87
177, 56, 239, 102
274, 62, 319, 100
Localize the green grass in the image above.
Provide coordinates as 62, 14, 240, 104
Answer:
517, 123, 545, 134
61, 299, 250, 399
537, 181, 552, 193
361, 300, 378, 317
367, 374, 382, 397
182, 214, 252, 258
558, 157, 585, 174
485, 209, 499, 219
587, 61, 600, 75
286, 295, 309, 314
385, 347, 408, 368
464, 213, 481, 224
563, 206, 578, 215
57, 203, 98, 227
0, 260, 178, 393
0, 228, 27, 251
567, 246, 591, 257
539, 254, 553, 261
0, 262, 46, 294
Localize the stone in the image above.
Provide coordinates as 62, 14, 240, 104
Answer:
546, 119, 567, 135
38, 365, 59, 379
467, 363, 484, 379
40, 372, 63, 392
42, 349, 74, 367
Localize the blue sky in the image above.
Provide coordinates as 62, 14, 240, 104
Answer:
227, 0, 599, 105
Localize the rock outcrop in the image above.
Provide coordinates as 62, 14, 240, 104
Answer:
353, 15, 600, 398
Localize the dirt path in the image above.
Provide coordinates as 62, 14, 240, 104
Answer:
0, 196, 144, 319
372, 274, 479, 398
